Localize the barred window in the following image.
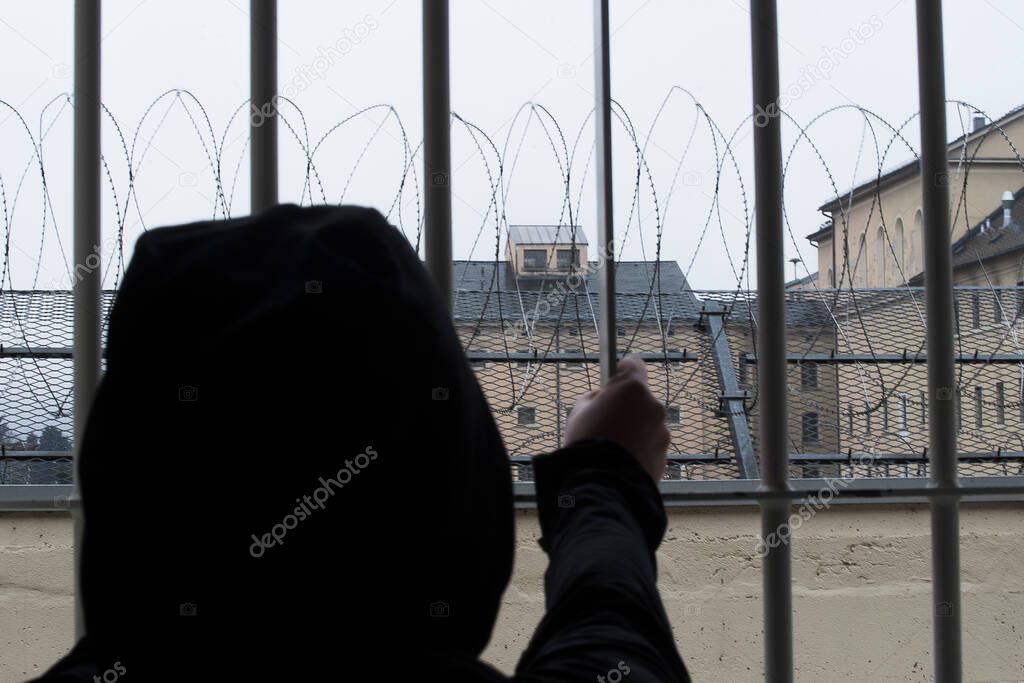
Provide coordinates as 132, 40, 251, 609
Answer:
974, 387, 983, 429
801, 412, 820, 445
800, 362, 818, 389
517, 406, 537, 426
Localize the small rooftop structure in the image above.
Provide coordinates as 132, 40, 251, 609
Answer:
507, 225, 588, 245
506, 225, 589, 277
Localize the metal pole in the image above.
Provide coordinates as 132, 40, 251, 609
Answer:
593, 0, 617, 383
72, 0, 102, 640
423, 0, 453, 310
250, 0, 278, 213
915, 2, 962, 680
749, 1, 792, 680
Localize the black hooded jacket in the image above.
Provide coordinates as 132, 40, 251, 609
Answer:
34, 204, 690, 682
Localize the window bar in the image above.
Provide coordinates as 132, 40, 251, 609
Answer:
250, 0, 278, 212
422, 0, 453, 310
915, 1, 963, 679
72, 0, 102, 639
749, 1, 793, 680
593, 0, 617, 382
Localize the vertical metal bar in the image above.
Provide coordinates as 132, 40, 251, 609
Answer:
250, 0, 278, 213
749, 1, 793, 680
422, 0, 453, 310
593, 0, 617, 383
72, 0, 102, 640
915, 2, 962, 680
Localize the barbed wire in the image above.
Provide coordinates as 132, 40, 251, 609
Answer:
1, 91, 1023, 470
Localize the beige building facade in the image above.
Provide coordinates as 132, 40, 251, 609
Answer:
809, 107, 1024, 289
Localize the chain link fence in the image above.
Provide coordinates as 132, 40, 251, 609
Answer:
3, 287, 1024, 483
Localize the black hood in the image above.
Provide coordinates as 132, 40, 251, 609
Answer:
78, 205, 515, 676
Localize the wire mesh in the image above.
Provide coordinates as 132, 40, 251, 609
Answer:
3, 287, 1024, 483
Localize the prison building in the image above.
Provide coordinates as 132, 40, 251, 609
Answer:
802, 104, 1024, 290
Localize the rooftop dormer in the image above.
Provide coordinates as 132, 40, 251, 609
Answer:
506, 225, 588, 278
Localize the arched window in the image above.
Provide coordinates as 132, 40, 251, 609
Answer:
893, 217, 905, 282
910, 210, 922, 275
855, 234, 867, 287
875, 225, 887, 286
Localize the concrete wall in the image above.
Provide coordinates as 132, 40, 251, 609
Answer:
4, 504, 1023, 682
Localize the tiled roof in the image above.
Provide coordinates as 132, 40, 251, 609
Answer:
908, 186, 1024, 285
453, 260, 700, 322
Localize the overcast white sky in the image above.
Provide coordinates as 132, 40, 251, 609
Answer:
1, 0, 1022, 291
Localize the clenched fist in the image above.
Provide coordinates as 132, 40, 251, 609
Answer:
563, 354, 670, 482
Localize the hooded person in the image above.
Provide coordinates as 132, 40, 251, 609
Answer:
34, 204, 690, 682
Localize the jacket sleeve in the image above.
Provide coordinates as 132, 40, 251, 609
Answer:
513, 438, 690, 683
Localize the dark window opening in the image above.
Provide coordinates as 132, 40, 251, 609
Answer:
556, 248, 580, 269
665, 405, 680, 424
801, 362, 818, 389
802, 412, 820, 445
971, 293, 981, 329
974, 386, 983, 429
996, 382, 1005, 424
523, 249, 548, 271
517, 406, 537, 426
